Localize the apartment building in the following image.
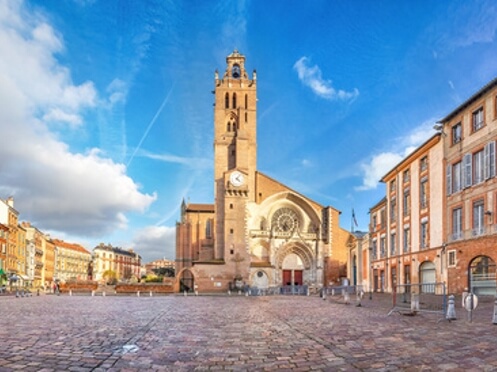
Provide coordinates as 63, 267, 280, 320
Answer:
0, 197, 19, 278
370, 134, 444, 292
22, 222, 45, 288
93, 243, 141, 282
53, 239, 92, 282
439, 77, 497, 295
0, 223, 8, 284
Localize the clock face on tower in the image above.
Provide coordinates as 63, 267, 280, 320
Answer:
272, 207, 300, 232
230, 171, 245, 187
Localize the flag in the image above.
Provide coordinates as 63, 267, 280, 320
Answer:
352, 209, 358, 227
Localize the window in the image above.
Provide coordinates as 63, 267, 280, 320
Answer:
225, 93, 229, 108
452, 207, 462, 240
380, 237, 386, 258
448, 250, 456, 267
452, 161, 462, 193
420, 156, 428, 172
420, 179, 428, 209
206, 219, 212, 239
452, 122, 462, 144
380, 209, 386, 228
372, 240, 377, 260
473, 149, 484, 185
403, 227, 410, 253
372, 214, 377, 230
484, 141, 496, 179
390, 179, 396, 193
403, 189, 410, 216
403, 170, 410, 183
232, 92, 237, 108
420, 221, 428, 249
472, 200, 484, 236
472, 107, 484, 132
390, 233, 396, 256
390, 198, 396, 222
245, 94, 248, 109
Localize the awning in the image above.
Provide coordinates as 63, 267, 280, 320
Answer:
17, 274, 31, 281
0, 269, 5, 276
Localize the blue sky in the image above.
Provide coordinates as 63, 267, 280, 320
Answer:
1, 0, 497, 262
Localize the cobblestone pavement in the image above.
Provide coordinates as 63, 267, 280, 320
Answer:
0, 293, 496, 371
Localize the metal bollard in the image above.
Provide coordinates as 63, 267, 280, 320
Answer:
493, 298, 497, 325
184, 290, 187, 296
228, 290, 231, 296
69, 290, 72, 296
137, 291, 140, 297
446, 294, 457, 320
150, 291, 153, 297
343, 289, 350, 305
195, 290, 198, 296
91, 290, 95, 296
411, 293, 420, 314
103, 291, 106, 297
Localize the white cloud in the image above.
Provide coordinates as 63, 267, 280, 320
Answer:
356, 119, 437, 191
0, 1, 156, 236
293, 57, 359, 101
132, 226, 176, 262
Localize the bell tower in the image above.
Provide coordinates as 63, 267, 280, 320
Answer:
213, 50, 257, 267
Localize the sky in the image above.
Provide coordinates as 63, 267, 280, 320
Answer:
1, 0, 497, 263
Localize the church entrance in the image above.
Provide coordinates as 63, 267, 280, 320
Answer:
179, 269, 194, 293
281, 253, 305, 286
283, 269, 303, 286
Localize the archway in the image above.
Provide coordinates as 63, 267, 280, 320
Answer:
419, 261, 436, 293
469, 256, 496, 296
282, 253, 304, 286
179, 269, 194, 293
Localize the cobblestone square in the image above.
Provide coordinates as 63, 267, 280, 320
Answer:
0, 294, 496, 371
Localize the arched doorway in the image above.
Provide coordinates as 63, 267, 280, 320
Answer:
419, 261, 436, 293
469, 256, 496, 296
179, 269, 194, 293
282, 253, 304, 286
252, 270, 269, 289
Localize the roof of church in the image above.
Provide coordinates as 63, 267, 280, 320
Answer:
256, 171, 341, 214
185, 203, 215, 213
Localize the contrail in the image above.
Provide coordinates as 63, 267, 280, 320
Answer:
127, 84, 174, 167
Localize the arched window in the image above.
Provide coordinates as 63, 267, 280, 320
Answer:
245, 112, 247, 122
232, 93, 237, 109
245, 94, 248, 109
227, 122, 231, 132
206, 219, 212, 239
225, 93, 229, 108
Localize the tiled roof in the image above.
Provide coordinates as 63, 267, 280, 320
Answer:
186, 203, 215, 212
438, 77, 497, 123
53, 239, 91, 254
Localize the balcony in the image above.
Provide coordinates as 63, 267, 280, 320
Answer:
447, 225, 496, 242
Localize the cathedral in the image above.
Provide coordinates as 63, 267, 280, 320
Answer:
175, 50, 353, 293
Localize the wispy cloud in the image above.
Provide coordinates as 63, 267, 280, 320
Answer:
132, 225, 176, 261
293, 57, 359, 101
356, 119, 437, 191
0, 1, 156, 236
140, 150, 212, 170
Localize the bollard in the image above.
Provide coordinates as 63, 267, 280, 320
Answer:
322, 289, 326, 301
493, 298, 497, 325
37, 289, 40, 296
69, 290, 72, 296
411, 293, 420, 314
195, 290, 198, 296
103, 291, 106, 297
343, 289, 350, 305
150, 291, 153, 297
137, 291, 140, 297
91, 290, 95, 296
356, 290, 364, 307
184, 290, 187, 297
238, 290, 241, 296
446, 294, 457, 320
228, 290, 231, 296
245, 291, 248, 297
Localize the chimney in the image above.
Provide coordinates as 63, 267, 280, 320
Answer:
7, 196, 14, 208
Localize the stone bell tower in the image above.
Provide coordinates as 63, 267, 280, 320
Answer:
213, 50, 257, 276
